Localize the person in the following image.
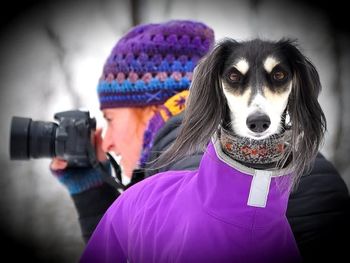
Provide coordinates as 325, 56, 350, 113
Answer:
51, 20, 350, 262
50, 19, 214, 241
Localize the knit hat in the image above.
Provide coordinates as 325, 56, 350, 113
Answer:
97, 20, 215, 109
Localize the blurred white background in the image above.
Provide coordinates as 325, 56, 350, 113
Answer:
0, 0, 349, 262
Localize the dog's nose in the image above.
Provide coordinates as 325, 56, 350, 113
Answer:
246, 113, 271, 133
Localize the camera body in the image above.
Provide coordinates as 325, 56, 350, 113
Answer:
10, 110, 96, 167
54, 110, 97, 167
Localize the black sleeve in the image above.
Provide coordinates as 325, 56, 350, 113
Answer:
71, 183, 120, 243
71, 167, 145, 243
287, 153, 350, 262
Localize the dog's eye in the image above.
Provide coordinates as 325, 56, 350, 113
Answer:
272, 71, 287, 81
228, 72, 242, 83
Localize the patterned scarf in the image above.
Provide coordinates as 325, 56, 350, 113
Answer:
139, 90, 189, 168
219, 126, 292, 165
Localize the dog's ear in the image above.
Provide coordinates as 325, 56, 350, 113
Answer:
281, 40, 326, 183
157, 39, 239, 165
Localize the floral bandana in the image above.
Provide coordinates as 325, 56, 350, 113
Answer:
219, 126, 292, 165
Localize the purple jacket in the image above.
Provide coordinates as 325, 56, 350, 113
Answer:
80, 140, 301, 263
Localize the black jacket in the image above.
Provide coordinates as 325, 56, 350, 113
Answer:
73, 113, 350, 262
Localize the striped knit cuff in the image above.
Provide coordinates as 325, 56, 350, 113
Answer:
51, 162, 111, 195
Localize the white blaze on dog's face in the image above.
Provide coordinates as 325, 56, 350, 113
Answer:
222, 55, 292, 140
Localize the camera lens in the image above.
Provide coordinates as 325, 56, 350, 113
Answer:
10, 117, 58, 160
10, 117, 31, 159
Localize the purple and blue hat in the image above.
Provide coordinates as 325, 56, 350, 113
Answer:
97, 20, 215, 109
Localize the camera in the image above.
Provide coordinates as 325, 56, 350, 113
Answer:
10, 110, 96, 167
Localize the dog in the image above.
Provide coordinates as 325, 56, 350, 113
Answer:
161, 38, 326, 187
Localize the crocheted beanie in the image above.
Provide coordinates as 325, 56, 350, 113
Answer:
97, 20, 214, 108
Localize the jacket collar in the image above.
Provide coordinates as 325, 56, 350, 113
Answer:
196, 135, 293, 228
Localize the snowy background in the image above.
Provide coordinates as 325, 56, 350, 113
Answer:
0, 0, 349, 262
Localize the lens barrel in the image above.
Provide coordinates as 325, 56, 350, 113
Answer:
10, 117, 58, 160
10, 117, 31, 160
29, 120, 57, 158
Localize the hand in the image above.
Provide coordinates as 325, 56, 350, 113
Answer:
50, 157, 108, 195
50, 158, 68, 171
49, 127, 110, 194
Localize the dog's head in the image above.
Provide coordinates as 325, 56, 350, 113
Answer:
220, 39, 294, 140
162, 39, 326, 182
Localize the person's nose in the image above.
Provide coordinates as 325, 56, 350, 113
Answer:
101, 127, 113, 153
